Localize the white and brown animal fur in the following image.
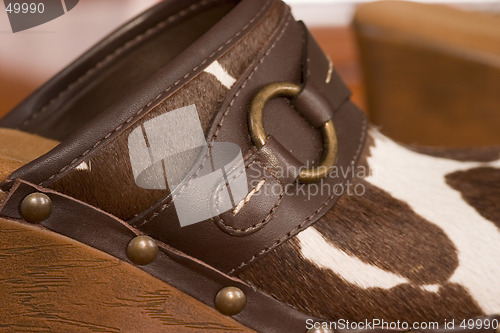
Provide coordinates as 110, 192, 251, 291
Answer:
239, 128, 500, 323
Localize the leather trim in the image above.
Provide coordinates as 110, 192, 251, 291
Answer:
212, 146, 289, 236
256, 135, 303, 184
133, 8, 368, 274
1, 0, 276, 189
294, 83, 337, 127
1, 1, 498, 331
294, 22, 351, 126
0, 179, 318, 333
1, 180, 497, 333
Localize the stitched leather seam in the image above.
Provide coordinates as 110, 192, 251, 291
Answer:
228, 115, 368, 275
213, 159, 259, 216
40, 0, 274, 187
131, 147, 258, 223
133, 7, 291, 228
211, 16, 291, 143
214, 159, 285, 234
132, 144, 257, 228
126, 128, 253, 222
213, 158, 258, 210
20, 0, 220, 130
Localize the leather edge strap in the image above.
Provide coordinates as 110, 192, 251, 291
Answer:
255, 135, 303, 184
334, 316, 500, 333
293, 22, 352, 128
1, 0, 276, 189
0, 180, 497, 333
130, 9, 369, 274
0, 179, 318, 333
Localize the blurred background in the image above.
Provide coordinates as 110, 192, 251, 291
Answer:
1, 0, 499, 147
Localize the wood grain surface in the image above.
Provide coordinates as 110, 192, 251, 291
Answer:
0, 217, 253, 333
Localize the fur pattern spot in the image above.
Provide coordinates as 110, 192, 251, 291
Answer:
238, 128, 500, 323
446, 167, 500, 229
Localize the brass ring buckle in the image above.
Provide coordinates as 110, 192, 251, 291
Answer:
249, 82, 338, 183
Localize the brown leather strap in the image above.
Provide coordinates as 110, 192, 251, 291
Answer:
0, 179, 317, 333
0, 1, 497, 331
255, 135, 303, 185
293, 22, 352, 128
134, 7, 368, 274
1, 180, 497, 333
1, 0, 275, 187
0, 0, 367, 275
334, 318, 500, 333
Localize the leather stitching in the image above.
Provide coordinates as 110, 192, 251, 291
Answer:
228, 115, 368, 275
213, 159, 285, 234
19, 0, 220, 130
127, 2, 280, 227
211, 15, 292, 143
132, 144, 255, 228
40, 0, 274, 187
130, 147, 258, 222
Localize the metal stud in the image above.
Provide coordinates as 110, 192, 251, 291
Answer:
20, 192, 52, 223
214, 286, 246, 316
126, 236, 158, 265
307, 328, 334, 333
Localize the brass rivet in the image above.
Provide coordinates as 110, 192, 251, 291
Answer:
126, 236, 158, 265
20, 192, 52, 223
214, 286, 246, 316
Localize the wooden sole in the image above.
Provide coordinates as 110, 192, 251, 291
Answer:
0, 217, 253, 332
